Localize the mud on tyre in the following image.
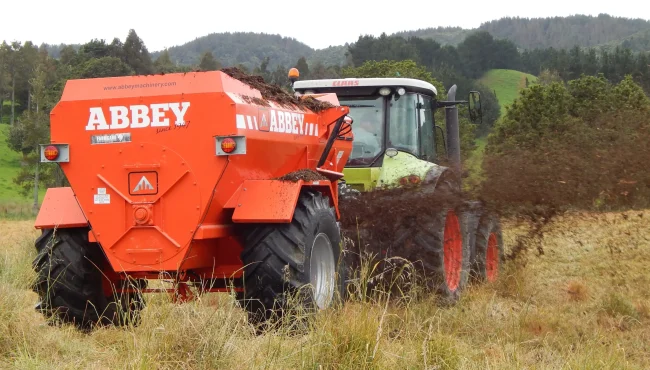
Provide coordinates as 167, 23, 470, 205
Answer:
408, 205, 471, 303
238, 189, 346, 328
470, 211, 504, 283
32, 227, 145, 330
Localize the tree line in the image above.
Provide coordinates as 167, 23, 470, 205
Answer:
347, 31, 650, 93
399, 14, 650, 52
2, 27, 650, 210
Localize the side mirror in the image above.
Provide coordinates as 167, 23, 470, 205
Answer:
468, 91, 482, 125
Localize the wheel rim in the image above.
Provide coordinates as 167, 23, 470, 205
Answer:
309, 232, 336, 309
443, 210, 462, 291
486, 232, 499, 282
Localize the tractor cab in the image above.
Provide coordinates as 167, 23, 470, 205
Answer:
293, 76, 449, 192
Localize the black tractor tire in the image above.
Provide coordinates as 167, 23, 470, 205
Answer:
471, 212, 504, 283
32, 227, 145, 330
238, 189, 346, 329
383, 176, 471, 304
463, 201, 485, 281
412, 206, 472, 303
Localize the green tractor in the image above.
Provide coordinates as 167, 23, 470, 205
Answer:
291, 73, 504, 301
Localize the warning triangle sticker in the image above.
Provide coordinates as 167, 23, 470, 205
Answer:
133, 176, 154, 192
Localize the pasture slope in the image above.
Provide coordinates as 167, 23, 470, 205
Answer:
0, 122, 48, 218
479, 69, 538, 110
464, 68, 538, 189
1, 211, 649, 369
0, 124, 34, 217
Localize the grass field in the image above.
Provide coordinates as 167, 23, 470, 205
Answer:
468, 69, 539, 185
479, 69, 538, 110
1, 211, 649, 369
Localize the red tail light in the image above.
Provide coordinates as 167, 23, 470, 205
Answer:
44, 145, 60, 161
220, 138, 236, 153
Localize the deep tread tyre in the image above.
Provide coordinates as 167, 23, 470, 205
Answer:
413, 207, 471, 303
381, 175, 471, 303
32, 227, 145, 330
238, 189, 346, 328
463, 202, 485, 281
472, 213, 504, 283
414, 177, 471, 303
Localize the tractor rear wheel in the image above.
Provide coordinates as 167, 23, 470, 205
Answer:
238, 189, 346, 328
413, 206, 471, 303
32, 227, 145, 330
471, 212, 504, 283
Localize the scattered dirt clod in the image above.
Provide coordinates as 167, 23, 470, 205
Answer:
276, 169, 328, 183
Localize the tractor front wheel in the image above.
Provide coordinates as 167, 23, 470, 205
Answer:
32, 227, 145, 330
238, 189, 346, 328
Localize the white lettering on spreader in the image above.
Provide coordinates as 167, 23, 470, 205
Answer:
86, 102, 190, 131
236, 110, 319, 137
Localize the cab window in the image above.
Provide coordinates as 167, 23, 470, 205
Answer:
418, 94, 436, 162
388, 93, 418, 155
338, 96, 384, 165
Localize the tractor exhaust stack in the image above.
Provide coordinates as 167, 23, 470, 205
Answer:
445, 84, 462, 176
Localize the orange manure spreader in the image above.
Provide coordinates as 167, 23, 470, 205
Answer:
32, 68, 353, 329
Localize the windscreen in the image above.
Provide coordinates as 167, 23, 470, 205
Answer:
338, 96, 384, 165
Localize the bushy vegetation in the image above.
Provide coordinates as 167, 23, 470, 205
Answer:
480, 74, 650, 211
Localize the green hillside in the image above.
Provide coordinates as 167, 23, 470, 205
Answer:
394, 26, 471, 46
0, 124, 25, 201
479, 69, 537, 110
0, 123, 46, 217
150, 32, 347, 72
465, 69, 537, 189
598, 28, 650, 52
402, 14, 650, 52
0, 124, 37, 217
38, 14, 650, 73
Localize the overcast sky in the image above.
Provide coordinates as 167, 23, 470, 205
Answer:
2, 1, 649, 51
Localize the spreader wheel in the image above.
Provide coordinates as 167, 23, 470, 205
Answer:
32, 227, 145, 330
238, 189, 346, 329
472, 213, 504, 283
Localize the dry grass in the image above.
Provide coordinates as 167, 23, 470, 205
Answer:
1, 211, 649, 369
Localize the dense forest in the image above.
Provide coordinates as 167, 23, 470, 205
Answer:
397, 14, 650, 52
41, 14, 650, 72
149, 32, 349, 71
348, 31, 650, 92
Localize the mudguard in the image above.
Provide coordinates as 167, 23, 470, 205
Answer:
34, 187, 89, 229
423, 165, 461, 192
224, 179, 335, 223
